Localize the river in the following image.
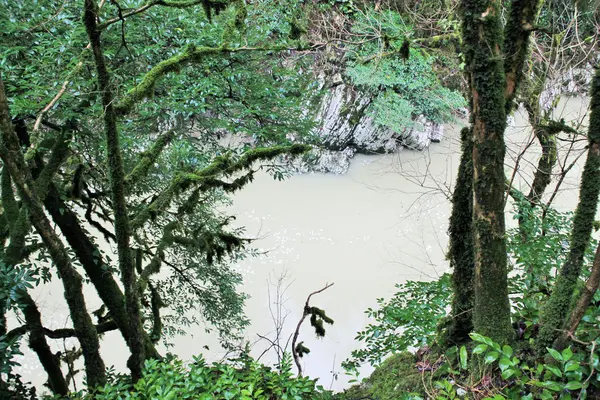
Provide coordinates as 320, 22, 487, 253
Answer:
12, 97, 589, 394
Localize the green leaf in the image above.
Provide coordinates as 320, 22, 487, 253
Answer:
459, 346, 468, 370
484, 351, 499, 364
542, 381, 562, 391
562, 347, 573, 362
565, 361, 580, 372
498, 357, 511, 371
547, 348, 563, 362
473, 344, 488, 354
501, 369, 515, 379
545, 365, 562, 378
501, 345, 513, 358
565, 381, 583, 390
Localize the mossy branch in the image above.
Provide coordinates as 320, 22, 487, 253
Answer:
124, 129, 176, 190
114, 45, 304, 116
359, 33, 460, 64
291, 282, 334, 376
130, 144, 310, 230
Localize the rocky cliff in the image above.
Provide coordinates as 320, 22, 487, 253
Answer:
291, 76, 446, 174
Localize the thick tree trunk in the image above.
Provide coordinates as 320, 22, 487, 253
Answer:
461, 0, 513, 344
0, 75, 107, 388
554, 241, 600, 350
1, 170, 68, 396
446, 127, 475, 344
83, 0, 145, 381
537, 68, 600, 351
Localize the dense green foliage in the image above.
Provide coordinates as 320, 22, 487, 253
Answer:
346, 9, 465, 133
48, 355, 334, 400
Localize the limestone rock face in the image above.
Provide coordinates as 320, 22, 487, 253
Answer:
302, 81, 445, 173
315, 82, 446, 153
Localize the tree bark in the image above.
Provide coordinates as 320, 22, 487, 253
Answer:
0, 74, 107, 388
83, 0, 145, 381
461, 0, 513, 343
527, 127, 557, 204
446, 127, 475, 344
20, 294, 69, 395
537, 67, 600, 351
503, 0, 542, 114
43, 185, 160, 360
1, 169, 68, 396
554, 241, 600, 350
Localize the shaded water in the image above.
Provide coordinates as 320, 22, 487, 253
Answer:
13, 97, 589, 394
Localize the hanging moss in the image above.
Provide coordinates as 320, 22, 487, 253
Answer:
125, 129, 176, 189
537, 67, 600, 351
307, 305, 334, 338
295, 342, 310, 358
130, 144, 309, 229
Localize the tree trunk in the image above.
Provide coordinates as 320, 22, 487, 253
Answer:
503, 0, 542, 114
43, 185, 160, 360
461, 0, 513, 344
446, 127, 475, 344
20, 294, 69, 395
83, 0, 145, 381
537, 67, 600, 351
0, 74, 107, 388
554, 241, 600, 350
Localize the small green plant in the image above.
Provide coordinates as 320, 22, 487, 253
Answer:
342, 274, 451, 373
466, 333, 588, 399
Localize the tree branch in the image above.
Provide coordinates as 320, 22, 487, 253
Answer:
130, 144, 309, 229
291, 282, 334, 376
113, 44, 308, 115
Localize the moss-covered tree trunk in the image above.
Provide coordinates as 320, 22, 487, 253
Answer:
461, 0, 513, 344
537, 67, 600, 351
554, 240, 600, 350
0, 74, 107, 388
83, 0, 146, 381
503, 0, 542, 114
446, 127, 475, 344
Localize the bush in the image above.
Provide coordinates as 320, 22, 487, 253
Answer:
50, 354, 334, 400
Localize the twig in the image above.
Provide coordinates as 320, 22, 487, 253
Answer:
291, 282, 334, 376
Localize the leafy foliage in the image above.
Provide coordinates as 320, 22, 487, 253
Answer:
342, 274, 451, 372
508, 201, 599, 339
429, 333, 596, 399
345, 10, 465, 132
51, 354, 334, 400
